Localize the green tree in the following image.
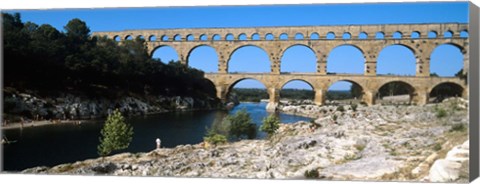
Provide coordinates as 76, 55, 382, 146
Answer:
98, 109, 134, 157
64, 18, 91, 42
378, 82, 411, 98
349, 84, 363, 99
260, 114, 280, 138
351, 104, 358, 111
226, 109, 257, 140
203, 128, 228, 146
3, 13, 31, 87
2, 13, 220, 107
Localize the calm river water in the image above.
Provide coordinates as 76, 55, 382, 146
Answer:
2, 102, 311, 171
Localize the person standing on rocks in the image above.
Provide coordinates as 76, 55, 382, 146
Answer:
156, 138, 161, 149
20, 117, 24, 129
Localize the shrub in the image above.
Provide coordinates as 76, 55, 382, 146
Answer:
332, 114, 338, 121
354, 144, 366, 152
304, 169, 319, 178
390, 151, 398, 156
98, 109, 134, 157
351, 104, 358, 111
436, 108, 447, 118
226, 108, 257, 140
450, 123, 466, 132
205, 109, 257, 141
203, 132, 227, 146
433, 143, 442, 151
336, 106, 345, 112
260, 114, 280, 138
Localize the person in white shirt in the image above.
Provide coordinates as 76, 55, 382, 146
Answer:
156, 138, 161, 149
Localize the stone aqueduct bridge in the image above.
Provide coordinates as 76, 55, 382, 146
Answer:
93, 23, 469, 110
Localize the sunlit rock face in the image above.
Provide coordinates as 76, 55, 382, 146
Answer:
266, 102, 278, 112
4, 91, 219, 121
428, 140, 469, 182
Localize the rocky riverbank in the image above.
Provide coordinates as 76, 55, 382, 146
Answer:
2, 88, 221, 126
277, 99, 354, 119
21, 98, 469, 182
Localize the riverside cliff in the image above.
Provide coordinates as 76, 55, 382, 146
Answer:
21, 98, 469, 182
3, 88, 221, 124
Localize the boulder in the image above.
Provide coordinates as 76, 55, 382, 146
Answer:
90, 162, 118, 174
428, 140, 469, 182
266, 102, 278, 112
428, 159, 462, 182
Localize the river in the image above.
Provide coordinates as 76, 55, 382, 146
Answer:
2, 102, 311, 171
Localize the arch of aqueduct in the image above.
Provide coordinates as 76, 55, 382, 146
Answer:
93, 23, 469, 111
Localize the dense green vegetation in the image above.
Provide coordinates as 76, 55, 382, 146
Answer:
326, 90, 357, 100
430, 84, 464, 100
229, 88, 315, 102
229, 88, 362, 102
204, 109, 257, 142
381, 71, 465, 99
2, 13, 217, 99
229, 88, 269, 102
280, 89, 315, 100
229, 81, 463, 103
203, 130, 228, 146
377, 82, 412, 98
304, 169, 320, 178
225, 109, 257, 140
98, 109, 133, 157
260, 114, 280, 138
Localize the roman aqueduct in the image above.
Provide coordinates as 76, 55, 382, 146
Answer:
93, 23, 469, 110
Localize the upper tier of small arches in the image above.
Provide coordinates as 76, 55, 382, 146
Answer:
93, 23, 469, 42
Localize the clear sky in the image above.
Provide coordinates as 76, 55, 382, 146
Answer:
5, 2, 468, 90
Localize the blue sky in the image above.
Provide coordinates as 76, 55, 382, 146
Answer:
6, 2, 468, 90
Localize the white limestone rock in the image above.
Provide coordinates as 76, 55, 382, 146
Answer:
428, 159, 462, 182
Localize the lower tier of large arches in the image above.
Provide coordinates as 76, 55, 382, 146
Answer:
204, 73, 468, 111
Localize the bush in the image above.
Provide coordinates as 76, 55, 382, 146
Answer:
226, 109, 257, 140
354, 144, 365, 152
436, 108, 447, 118
260, 114, 280, 138
433, 143, 442, 151
332, 114, 338, 121
304, 169, 319, 178
450, 124, 466, 132
351, 104, 357, 111
343, 154, 360, 161
97, 109, 134, 157
203, 130, 227, 146
205, 109, 257, 141
336, 106, 345, 112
